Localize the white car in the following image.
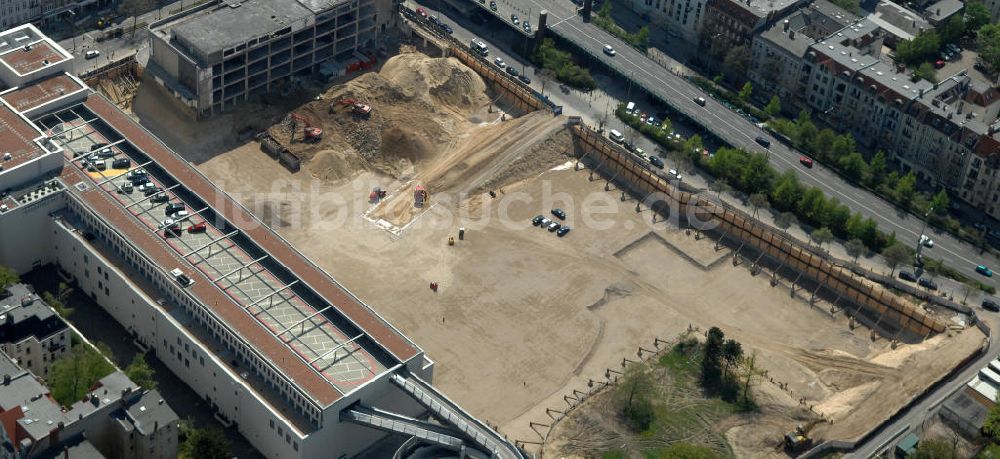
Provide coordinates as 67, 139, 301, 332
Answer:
920, 234, 934, 248
603, 45, 616, 56
494, 57, 506, 69
84, 50, 100, 59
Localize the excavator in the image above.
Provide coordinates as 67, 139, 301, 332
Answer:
331, 98, 372, 117
782, 419, 823, 454
290, 113, 322, 142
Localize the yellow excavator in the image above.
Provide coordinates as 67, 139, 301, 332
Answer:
783, 419, 823, 454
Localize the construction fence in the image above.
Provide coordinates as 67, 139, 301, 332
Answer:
571, 126, 947, 339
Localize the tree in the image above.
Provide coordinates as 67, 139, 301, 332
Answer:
126, 353, 157, 390
846, 238, 867, 262
748, 192, 770, 218
868, 151, 888, 187
775, 212, 798, 234
939, 14, 966, 44
764, 95, 782, 118
614, 365, 655, 431
701, 327, 726, 389
895, 31, 941, 65
985, 398, 1000, 442
838, 152, 868, 183
895, 172, 917, 210
930, 188, 949, 214
770, 171, 802, 211
882, 243, 912, 275
0, 265, 18, 291
42, 291, 73, 318
723, 46, 750, 83
913, 62, 938, 83
967, 1, 992, 33
978, 24, 1000, 71
49, 343, 115, 406
721, 339, 743, 379
711, 178, 731, 199
911, 438, 957, 459
811, 227, 834, 251
738, 82, 753, 102
180, 428, 231, 459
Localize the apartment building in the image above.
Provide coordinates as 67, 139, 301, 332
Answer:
700, 0, 805, 55
623, 0, 708, 42
748, 11, 1000, 218
0, 348, 178, 459
0, 283, 70, 379
0, 0, 103, 32
147, 0, 393, 118
0, 23, 523, 459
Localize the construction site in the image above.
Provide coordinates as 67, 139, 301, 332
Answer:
126, 38, 987, 457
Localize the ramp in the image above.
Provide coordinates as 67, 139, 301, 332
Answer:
390, 373, 525, 459
341, 407, 467, 450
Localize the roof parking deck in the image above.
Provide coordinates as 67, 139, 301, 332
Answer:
38, 97, 415, 406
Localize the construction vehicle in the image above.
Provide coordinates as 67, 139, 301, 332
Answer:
414, 185, 428, 208
369, 187, 387, 203
332, 98, 372, 117
783, 420, 823, 453
289, 113, 323, 142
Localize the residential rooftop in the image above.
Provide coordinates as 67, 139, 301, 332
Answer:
0, 25, 70, 78
0, 283, 67, 344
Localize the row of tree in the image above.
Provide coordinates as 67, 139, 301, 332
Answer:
593, 2, 651, 51
531, 39, 597, 91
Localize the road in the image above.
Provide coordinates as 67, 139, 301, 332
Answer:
462, 0, 1000, 292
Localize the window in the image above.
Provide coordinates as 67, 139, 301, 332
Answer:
270, 420, 275, 429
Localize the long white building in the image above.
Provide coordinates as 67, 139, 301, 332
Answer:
0, 23, 523, 459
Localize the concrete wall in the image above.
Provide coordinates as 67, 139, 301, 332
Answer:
0, 151, 62, 194
0, 189, 64, 273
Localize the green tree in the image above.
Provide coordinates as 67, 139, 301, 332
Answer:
930, 188, 950, 214
770, 170, 802, 211
967, 1, 992, 32
940, 14, 967, 44
846, 238, 867, 262
701, 327, 726, 388
739, 153, 775, 193
913, 62, 938, 83
882, 243, 912, 275
838, 152, 868, 183
49, 343, 115, 406
711, 178, 731, 199
811, 227, 834, 251
979, 24, 1000, 70
794, 110, 818, 147
868, 151, 888, 186
180, 428, 231, 459
738, 82, 753, 102
42, 291, 73, 318
764, 95, 781, 118
723, 46, 750, 83
0, 265, 18, 291
775, 212, 798, 234
895, 172, 917, 210
126, 353, 157, 390
721, 339, 743, 379
614, 365, 655, 431
748, 192, 770, 218
896, 31, 942, 65
911, 438, 956, 459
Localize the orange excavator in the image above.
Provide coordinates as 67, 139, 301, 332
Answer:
333, 98, 372, 116
290, 113, 322, 142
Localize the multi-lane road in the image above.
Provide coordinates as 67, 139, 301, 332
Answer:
462, 0, 1000, 292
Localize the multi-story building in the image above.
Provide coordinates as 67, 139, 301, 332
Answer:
0, 348, 178, 459
147, 0, 394, 118
0, 0, 103, 33
0, 283, 70, 379
748, 10, 1000, 219
623, 0, 708, 43
0, 23, 523, 459
748, 0, 856, 110
699, 0, 805, 56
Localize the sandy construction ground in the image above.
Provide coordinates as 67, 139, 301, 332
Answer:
136, 50, 984, 458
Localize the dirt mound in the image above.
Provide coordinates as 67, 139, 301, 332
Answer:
307, 149, 368, 182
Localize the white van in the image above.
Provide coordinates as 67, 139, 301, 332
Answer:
625, 101, 636, 114
608, 129, 625, 143
470, 39, 489, 57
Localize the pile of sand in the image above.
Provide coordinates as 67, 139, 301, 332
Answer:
267, 51, 493, 182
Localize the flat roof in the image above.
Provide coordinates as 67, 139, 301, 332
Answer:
171, 0, 313, 56
35, 94, 420, 407
1, 74, 86, 112
0, 41, 66, 77
0, 102, 45, 171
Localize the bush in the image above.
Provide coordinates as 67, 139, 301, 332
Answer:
593, 3, 650, 50
531, 39, 596, 91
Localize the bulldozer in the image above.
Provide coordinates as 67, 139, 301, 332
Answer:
782, 420, 823, 454
289, 113, 322, 142
332, 98, 372, 117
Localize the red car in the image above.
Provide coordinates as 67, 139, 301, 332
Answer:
416, 7, 427, 17
799, 156, 814, 168
933, 59, 945, 69
188, 222, 207, 233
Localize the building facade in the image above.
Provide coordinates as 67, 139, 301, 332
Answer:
0, 283, 70, 379
623, 0, 708, 42
700, 0, 805, 56
147, 0, 393, 118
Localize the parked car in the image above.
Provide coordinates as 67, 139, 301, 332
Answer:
977, 265, 994, 277
799, 156, 813, 168
84, 50, 100, 59
511, 14, 519, 25
547, 221, 561, 232
694, 96, 706, 106
983, 298, 1000, 312
441, 24, 453, 34
494, 57, 506, 69
898, 271, 917, 282
165, 202, 185, 215
149, 193, 169, 204
532, 215, 545, 226
551, 209, 566, 220
523, 21, 531, 33
489, 0, 497, 10
557, 226, 571, 237
918, 278, 938, 290
506, 66, 519, 77
933, 59, 945, 69
416, 7, 427, 17
112, 158, 130, 169
539, 217, 551, 227
117, 182, 133, 194
518, 74, 531, 85
188, 222, 207, 233
603, 45, 616, 56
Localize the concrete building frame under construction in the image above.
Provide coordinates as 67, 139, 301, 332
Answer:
147, 0, 394, 118
0, 23, 523, 459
